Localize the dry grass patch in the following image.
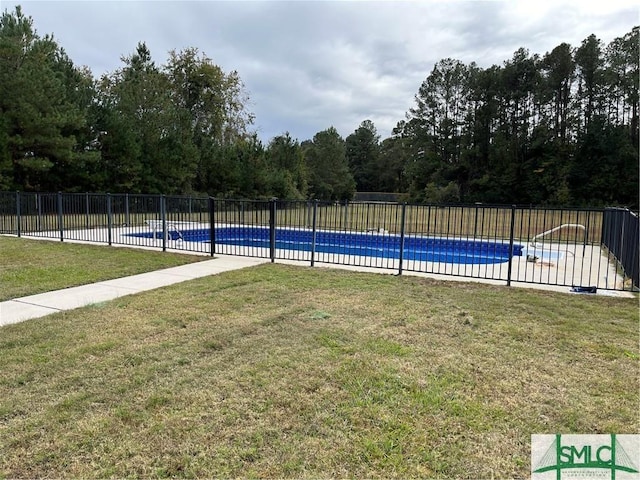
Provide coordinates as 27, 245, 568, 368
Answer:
0, 264, 637, 478
0, 236, 207, 301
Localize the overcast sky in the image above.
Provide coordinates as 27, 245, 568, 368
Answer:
2, 0, 638, 143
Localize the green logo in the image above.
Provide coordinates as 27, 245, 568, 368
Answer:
532, 434, 639, 480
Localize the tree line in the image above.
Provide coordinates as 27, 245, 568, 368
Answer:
0, 6, 637, 207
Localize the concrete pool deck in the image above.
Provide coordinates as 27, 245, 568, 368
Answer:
10, 224, 631, 287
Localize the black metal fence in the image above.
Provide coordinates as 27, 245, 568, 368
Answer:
1, 191, 638, 292
602, 208, 639, 289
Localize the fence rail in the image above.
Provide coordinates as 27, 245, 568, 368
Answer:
1, 192, 637, 292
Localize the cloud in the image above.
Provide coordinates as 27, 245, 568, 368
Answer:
3, 0, 638, 143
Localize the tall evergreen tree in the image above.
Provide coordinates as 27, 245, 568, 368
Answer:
575, 34, 605, 132
303, 127, 355, 201
265, 133, 307, 199
402, 58, 471, 201
540, 43, 575, 142
376, 135, 408, 193
0, 6, 89, 191
345, 120, 380, 191
96, 43, 170, 192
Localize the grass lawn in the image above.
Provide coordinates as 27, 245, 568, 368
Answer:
0, 263, 637, 478
0, 236, 208, 301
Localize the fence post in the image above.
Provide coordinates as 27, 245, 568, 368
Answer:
208, 197, 216, 257
601, 208, 609, 253
629, 210, 639, 290
269, 198, 276, 263
619, 209, 627, 268
85, 192, 90, 229
506, 205, 516, 287
15, 191, 21, 237
398, 203, 406, 275
57, 191, 64, 242
583, 210, 592, 257
125, 193, 130, 226
344, 200, 349, 231
311, 200, 318, 267
161, 195, 167, 252
36, 193, 42, 231
473, 202, 481, 239
107, 193, 112, 246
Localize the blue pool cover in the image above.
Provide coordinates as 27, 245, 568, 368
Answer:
129, 226, 523, 265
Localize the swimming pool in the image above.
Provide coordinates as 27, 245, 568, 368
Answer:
129, 226, 523, 265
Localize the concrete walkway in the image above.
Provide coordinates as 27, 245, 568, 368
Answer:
0, 256, 269, 327
1, 252, 634, 328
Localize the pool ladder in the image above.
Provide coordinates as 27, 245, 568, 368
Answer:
146, 220, 185, 242
530, 224, 587, 256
